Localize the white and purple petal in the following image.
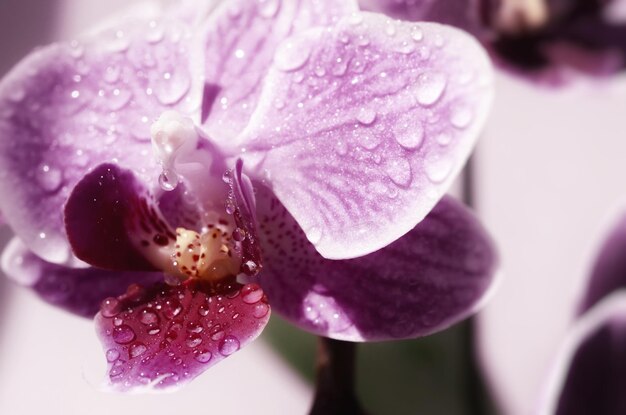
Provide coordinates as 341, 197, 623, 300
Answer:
239, 13, 494, 259
95, 279, 270, 391
256, 186, 497, 341
201, 0, 357, 140
0, 13, 202, 263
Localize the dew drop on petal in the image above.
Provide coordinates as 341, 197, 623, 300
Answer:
130, 343, 147, 358
218, 335, 240, 356
106, 349, 120, 362
232, 228, 246, 242
241, 284, 264, 304
274, 38, 312, 72
139, 310, 159, 325
155, 70, 191, 105
36, 164, 62, 192
101, 297, 121, 317
411, 26, 424, 41
395, 122, 424, 150
253, 303, 269, 318
450, 106, 473, 129
186, 334, 203, 348
257, 0, 280, 18
384, 158, 412, 187
194, 350, 212, 363
415, 72, 447, 106
425, 158, 453, 183
356, 107, 377, 125
112, 325, 136, 344
159, 169, 179, 191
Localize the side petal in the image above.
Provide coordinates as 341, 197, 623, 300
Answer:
1, 237, 162, 317
0, 13, 202, 264
64, 163, 174, 272
95, 279, 270, 391
578, 213, 626, 314
539, 291, 626, 415
201, 0, 357, 139
240, 13, 494, 259
256, 186, 497, 341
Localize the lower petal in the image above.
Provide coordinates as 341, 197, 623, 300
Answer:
95, 279, 270, 391
256, 186, 497, 341
1, 237, 162, 317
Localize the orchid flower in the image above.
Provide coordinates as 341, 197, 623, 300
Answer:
538, 213, 626, 414
0, 0, 496, 392
361, 0, 626, 82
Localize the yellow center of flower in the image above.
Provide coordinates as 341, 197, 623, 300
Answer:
172, 227, 241, 282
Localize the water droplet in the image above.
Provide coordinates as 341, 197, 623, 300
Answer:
130, 343, 147, 358
218, 335, 240, 356
70, 90, 80, 99
356, 107, 377, 125
107, 88, 132, 110
101, 297, 121, 317
232, 228, 246, 242
436, 132, 452, 146
36, 164, 62, 192
415, 72, 447, 106
222, 170, 232, 183
187, 322, 203, 333
155, 70, 191, 105
145, 21, 164, 44
450, 106, 473, 129
106, 30, 130, 53
257, 0, 280, 18
242, 260, 258, 275
104, 65, 121, 83
147, 325, 161, 335
425, 158, 453, 183
348, 12, 363, 26
411, 26, 424, 41
306, 227, 322, 244
225, 199, 236, 215
106, 349, 120, 362
242, 284, 264, 304
112, 325, 136, 344
140, 310, 159, 325
198, 305, 209, 317
385, 22, 397, 37
186, 334, 203, 348
274, 37, 312, 72
332, 58, 348, 76
384, 158, 412, 187
159, 169, 179, 191
358, 131, 381, 150
314, 66, 326, 77
395, 122, 424, 150
162, 298, 182, 319
253, 303, 270, 318
194, 350, 212, 363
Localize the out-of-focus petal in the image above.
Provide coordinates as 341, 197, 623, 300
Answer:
239, 13, 493, 259
1, 237, 161, 317
358, 0, 485, 35
201, 0, 357, 140
0, 14, 202, 264
64, 163, 173, 272
578, 213, 626, 314
539, 291, 626, 415
95, 279, 270, 392
256, 185, 497, 341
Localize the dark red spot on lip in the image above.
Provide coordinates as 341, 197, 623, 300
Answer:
153, 234, 169, 246
192, 255, 200, 261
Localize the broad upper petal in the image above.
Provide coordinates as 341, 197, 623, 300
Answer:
256, 185, 497, 341
239, 13, 494, 259
0, 13, 203, 264
1, 237, 162, 317
95, 279, 270, 391
201, 0, 357, 140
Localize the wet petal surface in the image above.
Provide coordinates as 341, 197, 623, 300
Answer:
240, 13, 494, 259
0, 14, 201, 263
95, 280, 270, 391
201, 0, 357, 140
256, 186, 497, 340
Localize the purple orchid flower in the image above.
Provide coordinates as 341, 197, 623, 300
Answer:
0, 0, 496, 392
361, 0, 626, 83
538, 213, 626, 414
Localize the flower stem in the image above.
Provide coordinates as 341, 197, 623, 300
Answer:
461, 154, 491, 415
309, 337, 368, 415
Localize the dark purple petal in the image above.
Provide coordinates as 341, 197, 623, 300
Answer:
540, 292, 626, 415
0, 14, 202, 263
578, 214, 626, 314
201, 0, 357, 140
64, 163, 174, 271
256, 185, 497, 341
239, 13, 494, 259
95, 279, 270, 391
1, 237, 161, 317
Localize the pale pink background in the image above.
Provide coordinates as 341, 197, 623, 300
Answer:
1, 1, 626, 414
